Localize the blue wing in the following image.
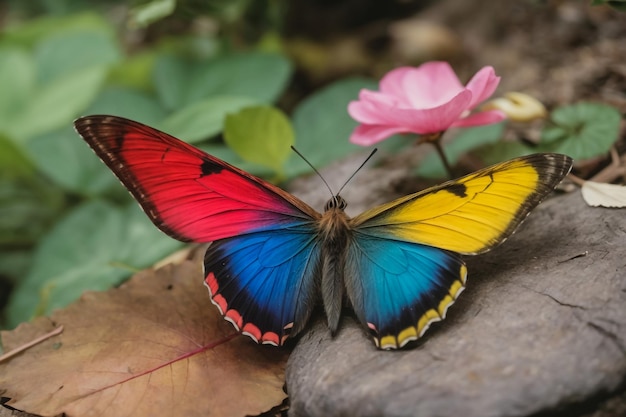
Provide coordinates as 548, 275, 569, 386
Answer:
345, 233, 467, 349
204, 224, 321, 346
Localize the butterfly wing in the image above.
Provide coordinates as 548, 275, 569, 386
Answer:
205, 226, 321, 345
74, 115, 323, 345
345, 234, 466, 349
74, 115, 320, 243
352, 153, 573, 254
346, 153, 572, 349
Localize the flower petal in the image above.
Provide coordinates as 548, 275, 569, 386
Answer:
384, 62, 466, 109
350, 90, 472, 145
348, 90, 406, 124
465, 66, 501, 109
451, 109, 506, 128
349, 124, 409, 146
401, 89, 473, 134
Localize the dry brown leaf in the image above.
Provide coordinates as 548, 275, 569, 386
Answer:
581, 180, 626, 208
0, 260, 289, 417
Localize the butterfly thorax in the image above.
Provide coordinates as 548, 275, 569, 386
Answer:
318, 195, 352, 334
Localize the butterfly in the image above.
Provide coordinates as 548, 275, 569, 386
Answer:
74, 115, 572, 350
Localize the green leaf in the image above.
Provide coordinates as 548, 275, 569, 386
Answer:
285, 77, 377, 177
84, 86, 167, 126
0, 174, 65, 247
5, 200, 183, 328
0, 47, 35, 132
130, 0, 177, 27
34, 30, 120, 85
2, 12, 114, 48
24, 89, 165, 196
476, 103, 621, 164
24, 127, 119, 196
153, 52, 292, 110
187, 53, 292, 104
224, 106, 294, 175
160, 95, 260, 143
109, 50, 157, 91
540, 102, 621, 160
472, 140, 538, 166
0, 134, 35, 179
10, 66, 108, 141
153, 54, 192, 110
0, 250, 32, 285
416, 123, 505, 178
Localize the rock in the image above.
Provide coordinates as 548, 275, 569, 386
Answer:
286, 190, 626, 417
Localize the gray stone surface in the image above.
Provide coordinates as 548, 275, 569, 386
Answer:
286, 177, 626, 417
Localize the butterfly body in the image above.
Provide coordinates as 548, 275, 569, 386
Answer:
318, 197, 351, 335
75, 115, 572, 350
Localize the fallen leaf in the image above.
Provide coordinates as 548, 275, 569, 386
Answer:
0, 259, 289, 417
581, 181, 626, 208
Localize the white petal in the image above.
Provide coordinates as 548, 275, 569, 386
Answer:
581, 181, 626, 208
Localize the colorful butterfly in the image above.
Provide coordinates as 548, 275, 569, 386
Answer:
74, 115, 572, 350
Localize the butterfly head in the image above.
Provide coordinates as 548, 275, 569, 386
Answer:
324, 195, 347, 212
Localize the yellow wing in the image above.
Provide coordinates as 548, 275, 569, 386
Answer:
351, 153, 572, 255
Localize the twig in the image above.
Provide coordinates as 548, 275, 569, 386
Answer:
0, 325, 64, 363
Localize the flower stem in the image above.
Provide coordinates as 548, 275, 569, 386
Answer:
432, 140, 454, 178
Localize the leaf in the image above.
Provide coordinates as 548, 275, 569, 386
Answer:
0, 260, 288, 417
5, 201, 183, 328
10, 66, 108, 141
153, 53, 192, 110
224, 105, 294, 175
0, 174, 65, 247
84, 86, 167, 127
33, 29, 120, 85
2, 12, 114, 48
285, 77, 378, 177
130, 0, 177, 27
154, 52, 292, 110
581, 181, 626, 208
26, 86, 168, 196
0, 134, 35, 179
0, 47, 35, 132
187, 53, 292, 105
540, 102, 621, 160
24, 126, 120, 196
416, 123, 505, 178
472, 140, 537, 165
160, 95, 260, 143
108, 50, 157, 91
475, 103, 621, 165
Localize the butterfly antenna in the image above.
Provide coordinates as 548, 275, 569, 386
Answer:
336, 148, 378, 196
291, 146, 335, 197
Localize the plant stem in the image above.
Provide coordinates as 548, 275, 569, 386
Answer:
432, 140, 454, 178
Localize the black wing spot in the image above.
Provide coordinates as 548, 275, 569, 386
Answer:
446, 183, 467, 198
200, 159, 224, 176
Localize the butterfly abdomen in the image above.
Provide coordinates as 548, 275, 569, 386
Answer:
318, 200, 353, 334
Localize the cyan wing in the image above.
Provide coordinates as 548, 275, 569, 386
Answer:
204, 224, 321, 346
345, 233, 467, 350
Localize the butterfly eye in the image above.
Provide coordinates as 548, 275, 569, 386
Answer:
324, 196, 347, 211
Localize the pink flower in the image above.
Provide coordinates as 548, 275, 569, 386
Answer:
348, 62, 506, 146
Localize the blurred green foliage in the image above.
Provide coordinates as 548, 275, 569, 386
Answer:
0, 2, 382, 328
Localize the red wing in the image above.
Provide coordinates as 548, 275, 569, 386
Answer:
74, 115, 320, 242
